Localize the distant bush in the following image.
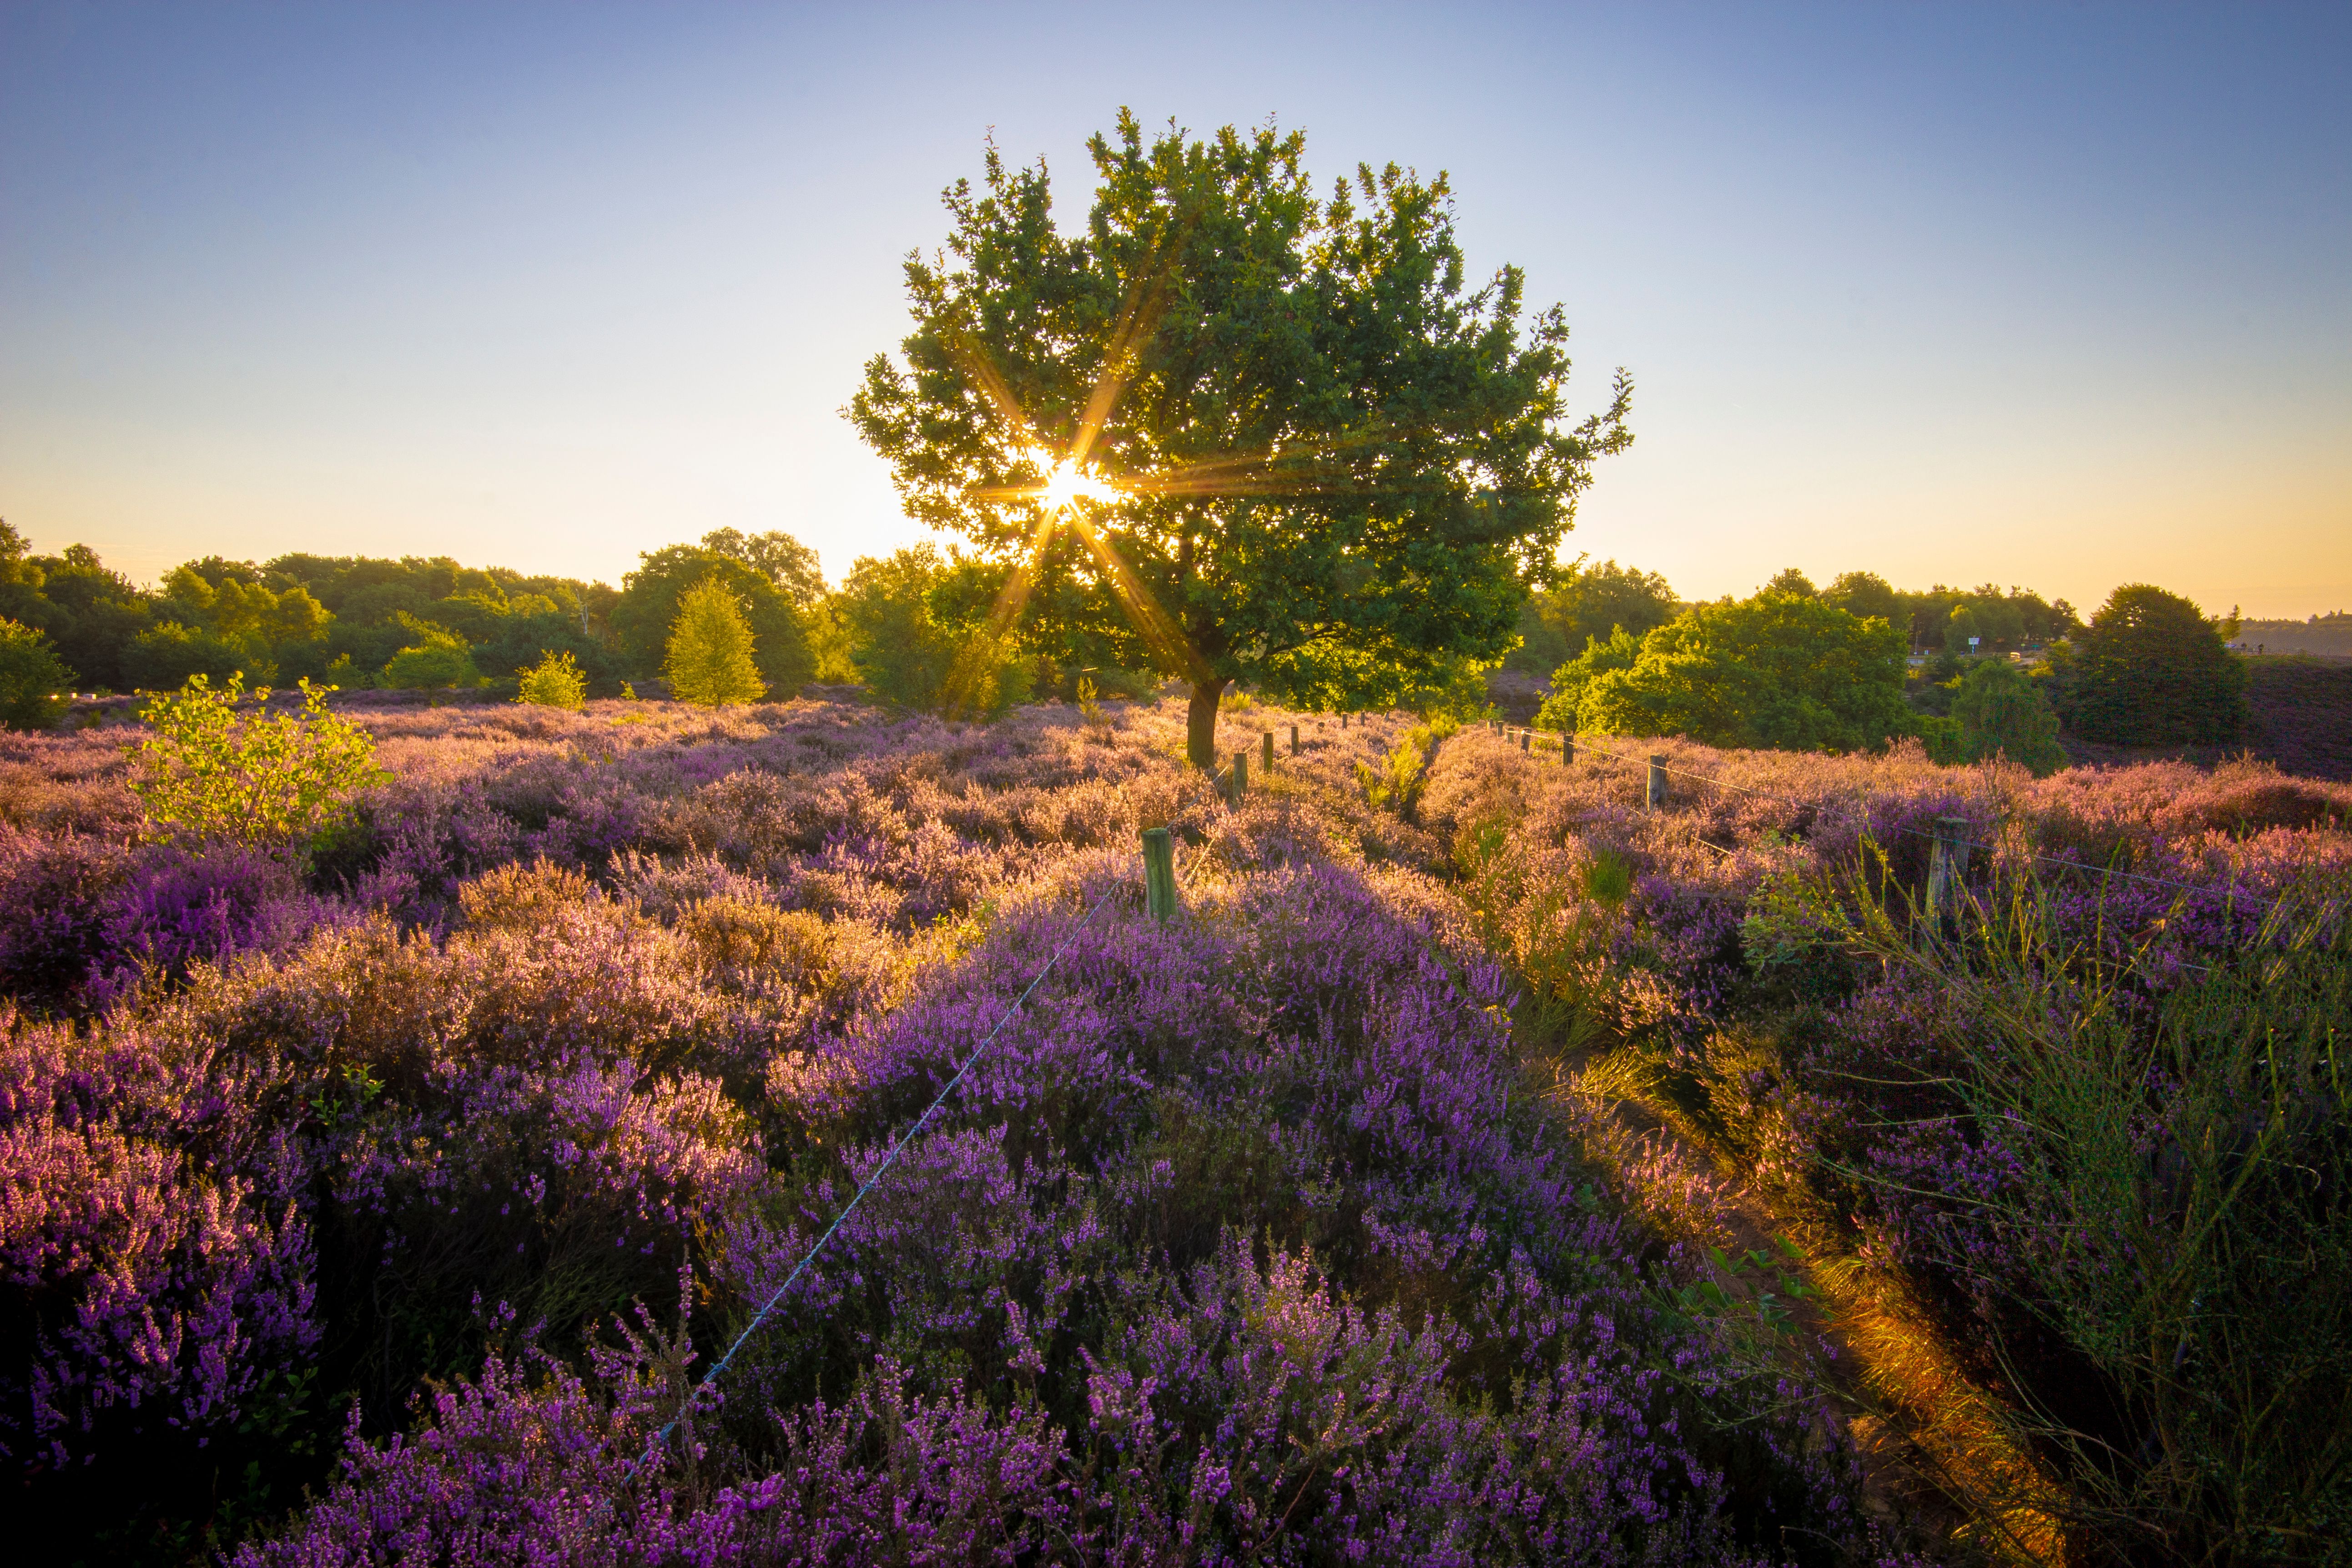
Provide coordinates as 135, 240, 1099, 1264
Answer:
0, 616, 74, 731
665, 578, 766, 707
2055, 583, 2246, 745
514, 649, 588, 711
1541, 590, 1913, 751
381, 622, 483, 690
1925, 658, 2066, 775
123, 619, 258, 689
835, 545, 1031, 718
129, 674, 385, 851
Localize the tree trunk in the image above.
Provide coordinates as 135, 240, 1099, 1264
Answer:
1186, 677, 1228, 771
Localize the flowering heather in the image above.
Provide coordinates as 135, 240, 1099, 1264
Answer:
10, 688, 2314, 1559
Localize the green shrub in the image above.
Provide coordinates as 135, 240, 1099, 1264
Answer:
129, 674, 385, 850
665, 577, 766, 707
514, 650, 588, 711
0, 616, 75, 731
835, 545, 1029, 718
1924, 658, 2067, 774
381, 624, 483, 690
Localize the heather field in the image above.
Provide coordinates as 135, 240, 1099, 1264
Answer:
3, 693, 2348, 1565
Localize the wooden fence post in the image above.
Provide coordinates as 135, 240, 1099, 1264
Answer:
1519, 729, 1531, 753
1140, 827, 1177, 922
1562, 732, 1575, 765
1289, 724, 1299, 756
1340, 712, 1349, 729
1646, 755, 1669, 811
1262, 730, 1274, 773
1925, 816, 1971, 931
1231, 748, 1248, 800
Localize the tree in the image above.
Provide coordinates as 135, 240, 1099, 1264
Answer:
850, 112, 1632, 768
1763, 567, 1817, 597
835, 545, 1032, 717
2054, 584, 2246, 745
699, 528, 827, 613
0, 617, 75, 731
665, 578, 766, 707
1506, 559, 1677, 676
1556, 590, 1913, 752
614, 546, 812, 698
1533, 626, 1641, 732
1928, 658, 2066, 775
1820, 570, 1901, 626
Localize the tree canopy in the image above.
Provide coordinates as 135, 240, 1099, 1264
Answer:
1539, 589, 1913, 752
2054, 583, 2245, 745
850, 111, 1632, 766
1505, 559, 1679, 675
615, 545, 813, 699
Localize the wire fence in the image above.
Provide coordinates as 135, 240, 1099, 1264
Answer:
1479, 720, 2297, 916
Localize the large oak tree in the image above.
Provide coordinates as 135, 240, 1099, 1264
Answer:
851, 112, 1632, 767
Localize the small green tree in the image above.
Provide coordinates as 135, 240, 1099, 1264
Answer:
2055, 583, 2246, 745
130, 674, 384, 849
515, 650, 588, 711
614, 544, 813, 697
1927, 658, 2067, 774
665, 577, 766, 707
0, 617, 76, 731
382, 623, 483, 690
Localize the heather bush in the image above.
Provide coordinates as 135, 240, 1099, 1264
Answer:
16, 685, 2333, 1560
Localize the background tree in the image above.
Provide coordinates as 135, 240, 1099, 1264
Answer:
1506, 558, 1678, 675
1762, 566, 1817, 597
665, 577, 766, 707
835, 545, 1033, 716
699, 528, 828, 613
614, 544, 813, 698
1926, 658, 2067, 774
2053, 583, 2246, 745
851, 112, 1632, 768
1556, 588, 1914, 752
1819, 570, 1902, 625
381, 621, 483, 690
0, 617, 75, 731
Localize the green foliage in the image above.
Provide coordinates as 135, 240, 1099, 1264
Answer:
381, 622, 484, 691
1818, 570, 1902, 625
664, 578, 767, 707
1761, 566, 1816, 597
1924, 657, 2066, 774
1534, 626, 1642, 733
1828, 874, 2352, 1562
1356, 714, 1456, 811
2055, 582, 2248, 745
514, 650, 588, 711
1506, 559, 1679, 675
124, 620, 255, 689
849, 111, 1632, 766
129, 674, 384, 849
699, 527, 827, 613
833, 545, 1032, 718
1545, 591, 1914, 752
615, 542, 812, 698
0, 616, 76, 731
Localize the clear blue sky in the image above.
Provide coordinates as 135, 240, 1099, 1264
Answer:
4, 1, 2346, 618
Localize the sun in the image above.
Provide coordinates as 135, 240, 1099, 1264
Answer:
1036, 454, 1115, 510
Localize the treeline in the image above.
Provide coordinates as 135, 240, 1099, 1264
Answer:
1504, 560, 2082, 674
0, 521, 1150, 726
1526, 562, 2245, 773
